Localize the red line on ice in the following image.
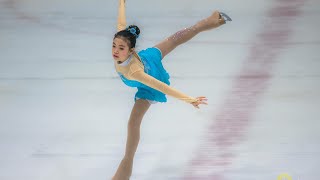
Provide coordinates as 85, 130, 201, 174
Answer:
183, 0, 307, 179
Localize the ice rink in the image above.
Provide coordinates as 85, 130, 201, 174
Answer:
1, 0, 319, 179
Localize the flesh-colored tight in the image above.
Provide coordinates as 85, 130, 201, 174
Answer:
155, 11, 225, 58
112, 99, 150, 180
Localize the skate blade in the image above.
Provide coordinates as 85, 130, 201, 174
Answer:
220, 12, 232, 22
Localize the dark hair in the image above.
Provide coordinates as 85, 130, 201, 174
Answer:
114, 25, 140, 48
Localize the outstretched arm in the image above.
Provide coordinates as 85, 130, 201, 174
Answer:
117, 0, 127, 32
129, 70, 197, 104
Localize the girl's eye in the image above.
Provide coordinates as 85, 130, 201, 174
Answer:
120, 48, 124, 50
112, 45, 116, 48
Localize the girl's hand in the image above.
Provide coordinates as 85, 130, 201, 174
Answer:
191, 96, 208, 109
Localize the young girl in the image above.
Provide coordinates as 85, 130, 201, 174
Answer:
112, 0, 231, 179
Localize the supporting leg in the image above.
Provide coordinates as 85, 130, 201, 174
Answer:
112, 99, 151, 180
155, 11, 226, 58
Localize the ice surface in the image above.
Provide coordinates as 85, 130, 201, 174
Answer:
0, 0, 319, 179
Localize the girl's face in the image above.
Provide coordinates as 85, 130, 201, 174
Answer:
112, 37, 133, 63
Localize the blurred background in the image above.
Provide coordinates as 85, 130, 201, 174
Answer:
0, 0, 319, 179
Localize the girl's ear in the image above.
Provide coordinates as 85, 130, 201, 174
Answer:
130, 48, 135, 54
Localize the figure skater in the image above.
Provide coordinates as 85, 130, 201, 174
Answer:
111, 0, 231, 179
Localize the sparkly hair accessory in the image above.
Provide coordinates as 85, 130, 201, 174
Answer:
126, 27, 139, 38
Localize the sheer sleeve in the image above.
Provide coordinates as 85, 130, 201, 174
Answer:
117, 0, 127, 32
129, 70, 197, 104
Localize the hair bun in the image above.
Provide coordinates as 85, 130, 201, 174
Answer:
126, 25, 140, 39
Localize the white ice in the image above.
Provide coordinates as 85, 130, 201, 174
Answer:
0, 0, 319, 180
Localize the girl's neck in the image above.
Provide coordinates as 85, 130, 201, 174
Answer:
118, 54, 133, 66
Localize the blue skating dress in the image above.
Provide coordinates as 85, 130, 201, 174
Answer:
117, 47, 170, 103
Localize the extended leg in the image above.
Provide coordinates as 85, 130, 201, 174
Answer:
155, 11, 226, 58
112, 99, 151, 180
